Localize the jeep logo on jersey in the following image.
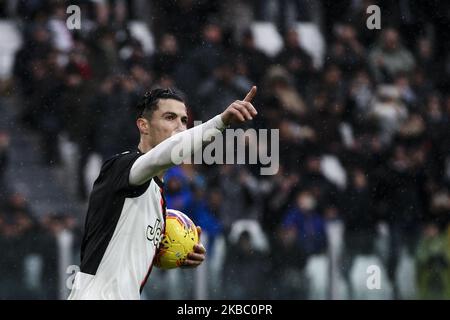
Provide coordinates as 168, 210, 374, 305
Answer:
146, 218, 162, 247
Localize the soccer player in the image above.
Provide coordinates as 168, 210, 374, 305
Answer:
68, 86, 258, 299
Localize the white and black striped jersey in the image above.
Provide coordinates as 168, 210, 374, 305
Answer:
68, 149, 166, 300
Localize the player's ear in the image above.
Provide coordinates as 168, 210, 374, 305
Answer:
137, 117, 149, 135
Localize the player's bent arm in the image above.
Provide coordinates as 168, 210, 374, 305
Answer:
129, 115, 226, 186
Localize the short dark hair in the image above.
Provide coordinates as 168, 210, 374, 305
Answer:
136, 88, 184, 120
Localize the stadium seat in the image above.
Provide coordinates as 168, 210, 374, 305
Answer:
208, 234, 227, 299
128, 20, 155, 55
326, 219, 349, 299
0, 19, 22, 80
294, 23, 325, 69
321, 155, 347, 190
23, 254, 43, 291
395, 248, 417, 299
58, 134, 79, 198
250, 22, 283, 58
84, 153, 102, 196
228, 219, 270, 252
349, 255, 393, 299
305, 254, 329, 299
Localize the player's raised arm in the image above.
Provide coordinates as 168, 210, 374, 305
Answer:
129, 86, 258, 186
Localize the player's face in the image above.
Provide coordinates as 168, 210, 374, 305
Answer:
147, 98, 188, 147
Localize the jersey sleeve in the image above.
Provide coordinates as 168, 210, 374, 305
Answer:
100, 151, 151, 198
129, 114, 226, 186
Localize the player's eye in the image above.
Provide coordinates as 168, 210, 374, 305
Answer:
181, 118, 188, 125
165, 114, 175, 120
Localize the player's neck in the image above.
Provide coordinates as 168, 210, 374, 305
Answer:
137, 138, 152, 154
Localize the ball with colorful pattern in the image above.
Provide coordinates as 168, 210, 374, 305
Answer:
154, 209, 199, 269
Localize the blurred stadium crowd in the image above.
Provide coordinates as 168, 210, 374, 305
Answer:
0, 0, 449, 299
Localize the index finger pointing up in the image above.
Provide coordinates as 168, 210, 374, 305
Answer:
243, 86, 257, 102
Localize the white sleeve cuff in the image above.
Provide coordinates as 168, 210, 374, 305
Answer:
211, 114, 227, 131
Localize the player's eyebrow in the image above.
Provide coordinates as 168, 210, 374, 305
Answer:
162, 111, 188, 121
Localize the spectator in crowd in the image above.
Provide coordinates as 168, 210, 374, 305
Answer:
281, 189, 327, 257
261, 165, 300, 238
196, 56, 252, 121
94, 76, 140, 160
164, 166, 194, 214
380, 143, 428, 298
254, 0, 315, 34
340, 167, 378, 298
270, 226, 308, 299
60, 64, 95, 200
0, 194, 38, 299
329, 24, 366, 79
175, 19, 226, 100
190, 187, 225, 253
416, 223, 450, 299
263, 66, 308, 119
213, 165, 259, 231
276, 28, 315, 92
13, 24, 52, 97
235, 29, 270, 85
368, 28, 415, 83
38, 212, 82, 299
369, 85, 408, 144
152, 33, 181, 80
223, 230, 270, 299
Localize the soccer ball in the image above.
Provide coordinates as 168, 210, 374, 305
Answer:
154, 209, 199, 269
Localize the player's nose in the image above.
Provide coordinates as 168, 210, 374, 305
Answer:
172, 124, 185, 135
176, 119, 186, 132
